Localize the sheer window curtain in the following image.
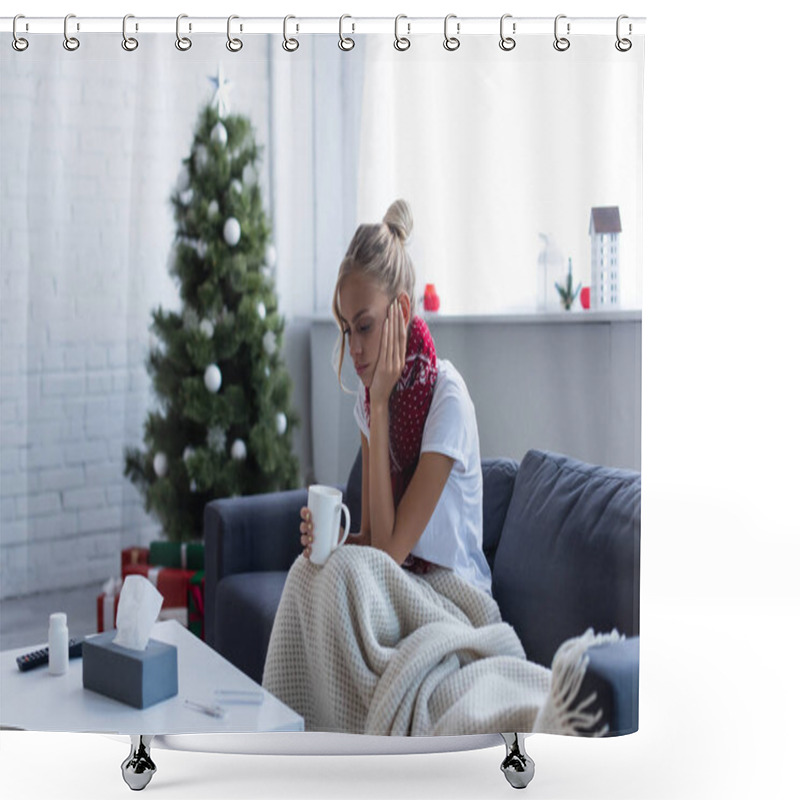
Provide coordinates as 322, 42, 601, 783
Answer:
356, 34, 643, 314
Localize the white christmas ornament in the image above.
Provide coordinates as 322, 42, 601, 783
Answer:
231, 439, 247, 460
194, 145, 208, 171
207, 200, 219, 219
179, 188, 194, 206
264, 366, 271, 379
276, 412, 288, 436
262, 330, 277, 355
266, 244, 278, 269
257, 302, 266, 320
182, 446, 195, 463
190, 480, 198, 493
211, 121, 228, 147
153, 452, 168, 478
230, 179, 243, 195
204, 364, 222, 393
224, 217, 241, 247
199, 319, 215, 339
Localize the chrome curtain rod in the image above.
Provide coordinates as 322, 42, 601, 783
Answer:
2, 15, 646, 37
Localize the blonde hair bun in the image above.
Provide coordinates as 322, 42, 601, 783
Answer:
383, 199, 413, 244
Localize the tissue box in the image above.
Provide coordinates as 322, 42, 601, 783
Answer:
82, 631, 178, 709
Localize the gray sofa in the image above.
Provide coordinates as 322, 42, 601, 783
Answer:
204, 448, 640, 735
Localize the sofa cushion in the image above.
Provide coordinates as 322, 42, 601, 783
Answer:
492, 449, 640, 667
480, 458, 519, 570
215, 571, 288, 683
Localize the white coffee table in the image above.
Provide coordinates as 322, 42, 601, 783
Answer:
0, 620, 303, 789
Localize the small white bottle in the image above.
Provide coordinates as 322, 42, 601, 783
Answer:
48, 612, 69, 676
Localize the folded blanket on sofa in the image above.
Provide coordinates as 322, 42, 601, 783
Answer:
262, 545, 620, 736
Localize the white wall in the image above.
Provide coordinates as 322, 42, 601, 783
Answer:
310, 312, 641, 487
0, 36, 279, 599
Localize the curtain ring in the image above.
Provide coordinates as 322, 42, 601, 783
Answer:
443, 14, 460, 51
394, 14, 411, 51
12, 14, 29, 52
283, 15, 299, 52
176, 14, 192, 51
615, 15, 632, 52
226, 15, 243, 52
63, 13, 80, 51
499, 14, 516, 51
338, 14, 355, 51
122, 14, 139, 51
553, 14, 570, 51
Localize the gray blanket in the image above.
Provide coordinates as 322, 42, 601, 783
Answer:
262, 546, 619, 736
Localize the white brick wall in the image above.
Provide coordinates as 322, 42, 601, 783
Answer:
1, 36, 272, 599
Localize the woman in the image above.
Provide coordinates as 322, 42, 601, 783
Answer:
300, 198, 492, 594
263, 201, 610, 736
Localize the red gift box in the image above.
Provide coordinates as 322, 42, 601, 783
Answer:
121, 564, 195, 609
121, 546, 149, 571
96, 592, 120, 633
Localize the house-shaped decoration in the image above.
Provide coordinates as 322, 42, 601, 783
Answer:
589, 206, 622, 307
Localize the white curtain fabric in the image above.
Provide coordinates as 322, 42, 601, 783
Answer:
356, 35, 643, 314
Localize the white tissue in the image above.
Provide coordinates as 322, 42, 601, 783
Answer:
113, 575, 164, 651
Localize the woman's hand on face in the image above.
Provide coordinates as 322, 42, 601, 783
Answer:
300, 506, 313, 559
369, 298, 406, 408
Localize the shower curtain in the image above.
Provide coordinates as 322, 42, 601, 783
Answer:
0, 18, 644, 739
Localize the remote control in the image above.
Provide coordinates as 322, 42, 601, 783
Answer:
16, 638, 84, 672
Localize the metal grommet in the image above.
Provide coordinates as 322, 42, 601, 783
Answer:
122, 14, 139, 51
63, 13, 80, 51
615, 15, 632, 52
282, 15, 299, 52
12, 14, 29, 52
443, 14, 460, 51
499, 14, 516, 51
394, 14, 411, 51
338, 14, 355, 51
176, 14, 192, 51
226, 15, 243, 52
553, 14, 570, 52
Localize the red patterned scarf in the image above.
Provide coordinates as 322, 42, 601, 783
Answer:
365, 315, 438, 507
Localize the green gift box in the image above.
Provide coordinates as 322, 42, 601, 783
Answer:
188, 571, 205, 640
149, 541, 204, 571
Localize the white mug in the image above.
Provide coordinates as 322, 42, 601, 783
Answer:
307, 485, 351, 566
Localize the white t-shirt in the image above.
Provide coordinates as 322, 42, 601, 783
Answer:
354, 359, 492, 595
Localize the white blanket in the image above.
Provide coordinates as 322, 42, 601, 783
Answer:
262, 546, 620, 736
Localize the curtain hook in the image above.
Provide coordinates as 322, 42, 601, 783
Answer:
338, 14, 355, 51
122, 14, 139, 51
443, 14, 460, 51
283, 15, 299, 52
176, 14, 192, 51
499, 14, 516, 51
615, 15, 632, 52
63, 13, 80, 51
226, 15, 243, 52
553, 14, 571, 52
394, 14, 411, 51
12, 14, 29, 52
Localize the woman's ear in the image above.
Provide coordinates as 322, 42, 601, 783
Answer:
398, 292, 412, 326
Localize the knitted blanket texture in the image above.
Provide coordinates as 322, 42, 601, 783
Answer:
262, 545, 619, 737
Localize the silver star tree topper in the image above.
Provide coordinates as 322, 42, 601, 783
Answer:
209, 62, 234, 118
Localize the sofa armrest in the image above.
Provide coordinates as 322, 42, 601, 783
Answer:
579, 636, 639, 736
204, 488, 310, 648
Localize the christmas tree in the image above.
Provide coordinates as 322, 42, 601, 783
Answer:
125, 66, 300, 542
